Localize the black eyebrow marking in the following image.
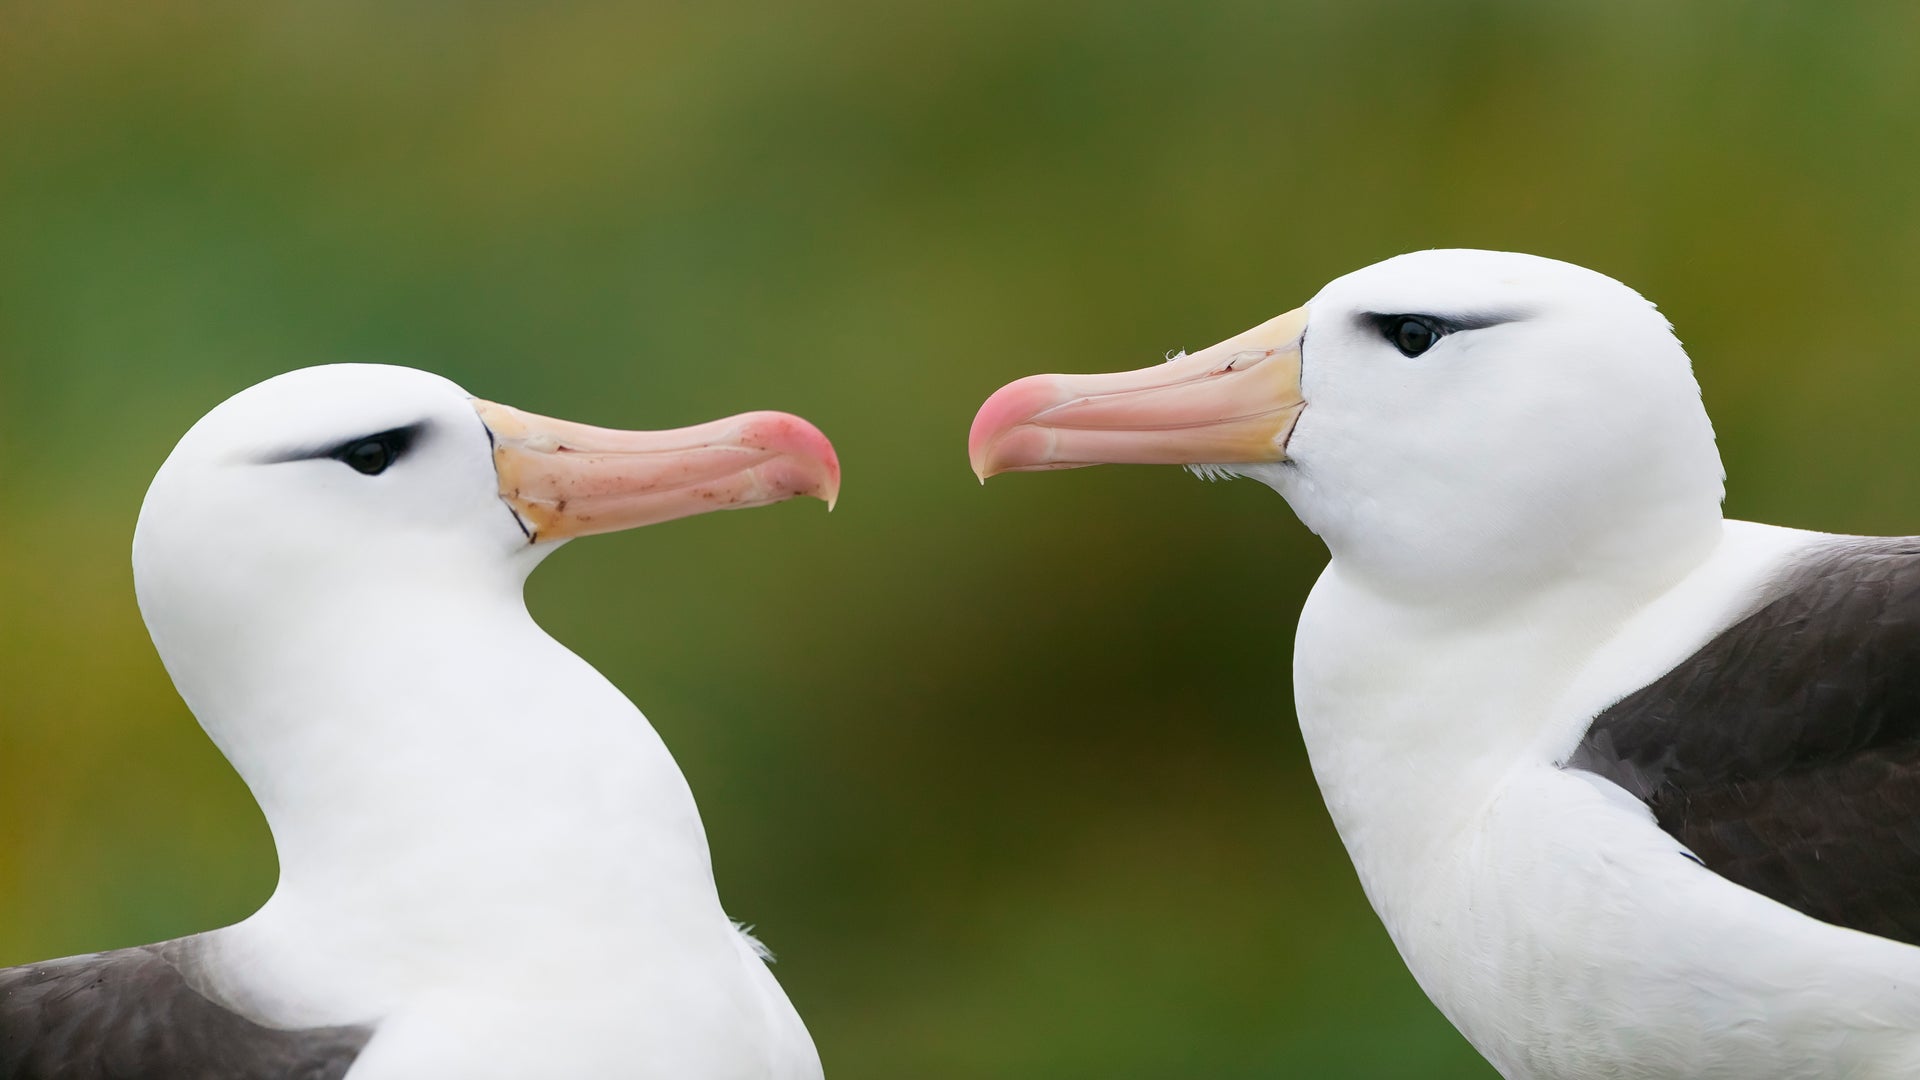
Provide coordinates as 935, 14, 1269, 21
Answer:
258, 422, 429, 465
1357, 310, 1530, 335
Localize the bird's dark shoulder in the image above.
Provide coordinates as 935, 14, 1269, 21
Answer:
1566, 537, 1920, 945
0, 937, 372, 1080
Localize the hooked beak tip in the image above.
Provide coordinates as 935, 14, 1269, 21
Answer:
968, 447, 991, 484
968, 373, 1063, 482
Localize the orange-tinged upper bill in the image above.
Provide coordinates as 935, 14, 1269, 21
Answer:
967, 306, 1309, 480
473, 400, 840, 543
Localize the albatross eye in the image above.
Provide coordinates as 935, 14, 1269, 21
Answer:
1386, 316, 1442, 358
341, 439, 393, 475
329, 427, 419, 476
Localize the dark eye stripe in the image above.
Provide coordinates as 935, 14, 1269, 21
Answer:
1358, 310, 1528, 358
259, 422, 427, 470
1358, 311, 1525, 336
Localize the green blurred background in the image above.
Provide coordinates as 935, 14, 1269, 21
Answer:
5, 2, 1920, 1076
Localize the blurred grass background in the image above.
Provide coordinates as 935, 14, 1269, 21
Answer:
5, 2, 1920, 1076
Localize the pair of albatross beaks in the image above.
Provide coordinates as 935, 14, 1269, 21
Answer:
483, 307, 1308, 542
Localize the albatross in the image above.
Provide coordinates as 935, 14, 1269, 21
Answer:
969, 249, 1920, 1078
0, 364, 836, 1079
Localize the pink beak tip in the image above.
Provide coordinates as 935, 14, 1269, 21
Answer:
969, 374, 1064, 483
739, 410, 842, 509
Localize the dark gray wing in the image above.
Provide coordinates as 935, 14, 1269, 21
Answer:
0, 937, 373, 1080
1567, 537, 1920, 946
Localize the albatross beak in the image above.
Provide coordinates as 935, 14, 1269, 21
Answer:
967, 306, 1309, 480
472, 400, 841, 543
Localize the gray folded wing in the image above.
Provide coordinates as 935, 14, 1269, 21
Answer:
0, 939, 373, 1080
1570, 537, 1920, 946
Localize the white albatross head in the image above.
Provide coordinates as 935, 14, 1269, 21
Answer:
135, 363, 839, 638
969, 249, 1726, 601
